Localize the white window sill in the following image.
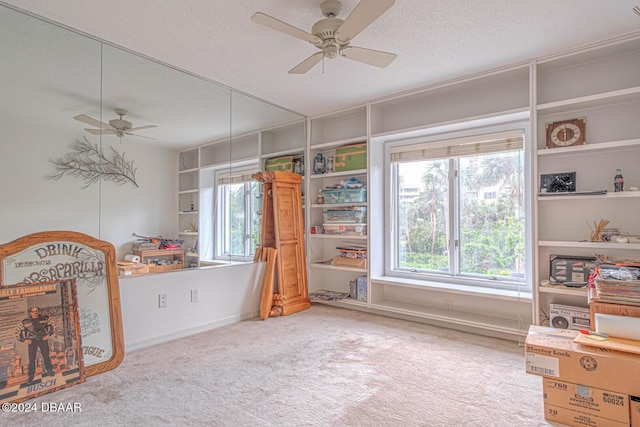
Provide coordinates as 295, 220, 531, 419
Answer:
371, 275, 532, 302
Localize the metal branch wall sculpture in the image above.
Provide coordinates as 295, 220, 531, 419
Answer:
47, 137, 138, 189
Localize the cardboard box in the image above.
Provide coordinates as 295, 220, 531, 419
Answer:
543, 379, 629, 426
356, 275, 367, 301
117, 263, 149, 276
631, 396, 640, 426
525, 325, 640, 396
545, 404, 628, 427
265, 156, 293, 172
335, 143, 366, 172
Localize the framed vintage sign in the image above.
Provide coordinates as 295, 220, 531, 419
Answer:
0, 279, 84, 404
0, 231, 124, 377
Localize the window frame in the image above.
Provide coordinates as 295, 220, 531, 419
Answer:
212, 163, 259, 263
383, 121, 531, 292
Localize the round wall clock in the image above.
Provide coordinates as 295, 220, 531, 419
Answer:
545, 117, 586, 148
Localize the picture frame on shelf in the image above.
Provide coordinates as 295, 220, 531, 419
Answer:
540, 172, 576, 193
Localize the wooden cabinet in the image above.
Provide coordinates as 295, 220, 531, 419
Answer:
133, 249, 184, 273
256, 171, 310, 315
533, 36, 640, 325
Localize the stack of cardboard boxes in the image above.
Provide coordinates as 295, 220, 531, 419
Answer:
525, 326, 640, 426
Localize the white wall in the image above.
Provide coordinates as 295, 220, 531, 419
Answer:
0, 123, 176, 256
120, 263, 263, 351
1, 126, 101, 240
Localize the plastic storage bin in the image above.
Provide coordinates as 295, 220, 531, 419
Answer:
320, 188, 367, 204
322, 223, 367, 236
322, 208, 367, 223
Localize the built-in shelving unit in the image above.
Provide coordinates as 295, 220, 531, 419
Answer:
533, 35, 640, 325
301, 33, 640, 339
178, 148, 200, 267
307, 106, 368, 305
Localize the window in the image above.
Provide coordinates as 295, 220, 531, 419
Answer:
387, 129, 526, 290
214, 165, 260, 261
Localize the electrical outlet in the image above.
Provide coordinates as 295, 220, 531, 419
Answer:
190, 288, 199, 303
445, 300, 453, 311
158, 293, 167, 308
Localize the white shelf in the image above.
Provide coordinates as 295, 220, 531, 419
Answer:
309, 262, 367, 273
179, 167, 198, 174
262, 148, 304, 159
179, 189, 198, 195
311, 202, 367, 209
309, 169, 367, 179
199, 160, 228, 169
537, 192, 640, 201
537, 138, 640, 156
309, 234, 367, 241
537, 86, 640, 114
178, 232, 198, 236
179, 210, 199, 214
538, 241, 640, 250
310, 136, 367, 151
539, 284, 589, 296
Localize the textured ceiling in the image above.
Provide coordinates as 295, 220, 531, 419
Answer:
3, 0, 640, 118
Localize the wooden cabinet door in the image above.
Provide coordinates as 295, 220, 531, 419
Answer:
256, 171, 309, 316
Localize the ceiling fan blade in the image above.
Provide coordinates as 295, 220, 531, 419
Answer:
84, 128, 116, 135
128, 125, 157, 132
251, 12, 321, 45
336, 0, 395, 43
341, 46, 396, 68
288, 52, 324, 74
74, 114, 111, 129
125, 132, 157, 140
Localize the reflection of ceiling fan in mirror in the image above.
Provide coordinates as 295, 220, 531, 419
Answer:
251, 0, 396, 74
74, 109, 157, 140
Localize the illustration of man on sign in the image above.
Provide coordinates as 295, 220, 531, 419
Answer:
16, 306, 56, 384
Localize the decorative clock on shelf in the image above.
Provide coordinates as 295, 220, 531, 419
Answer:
545, 117, 586, 149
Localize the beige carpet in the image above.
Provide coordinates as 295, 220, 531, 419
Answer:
2, 304, 550, 426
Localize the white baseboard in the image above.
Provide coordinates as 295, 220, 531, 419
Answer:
124, 310, 259, 352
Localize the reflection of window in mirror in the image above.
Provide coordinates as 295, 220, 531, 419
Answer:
211, 163, 260, 262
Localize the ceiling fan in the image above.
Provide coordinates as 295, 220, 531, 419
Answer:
74, 109, 157, 140
252, 0, 397, 74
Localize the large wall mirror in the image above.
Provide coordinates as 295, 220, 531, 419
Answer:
0, 3, 305, 269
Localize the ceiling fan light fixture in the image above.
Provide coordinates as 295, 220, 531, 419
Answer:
324, 44, 339, 59
108, 118, 133, 131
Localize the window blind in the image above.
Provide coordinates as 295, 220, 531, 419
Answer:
390, 130, 524, 163
217, 170, 257, 185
